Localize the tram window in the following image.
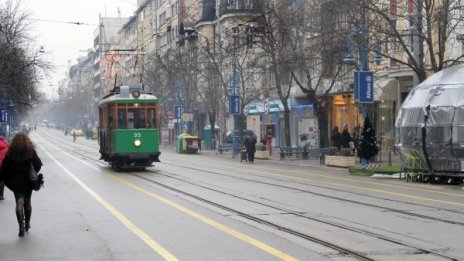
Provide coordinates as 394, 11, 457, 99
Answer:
108, 116, 114, 129
118, 109, 126, 129
147, 108, 156, 128
128, 108, 146, 129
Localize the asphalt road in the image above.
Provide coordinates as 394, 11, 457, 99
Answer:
0, 128, 463, 261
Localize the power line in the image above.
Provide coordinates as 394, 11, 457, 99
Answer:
27, 18, 96, 26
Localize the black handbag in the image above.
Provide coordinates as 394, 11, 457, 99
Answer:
29, 162, 44, 191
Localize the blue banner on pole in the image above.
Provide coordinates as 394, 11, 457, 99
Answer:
174, 105, 182, 120
358, 71, 374, 103
229, 95, 240, 115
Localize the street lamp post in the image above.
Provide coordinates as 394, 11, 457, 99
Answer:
228, 26, 242, 158
343, 0, 384, 118
342, 1, 382, 167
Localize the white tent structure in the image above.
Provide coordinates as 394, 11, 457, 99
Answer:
396, 64, 464, 175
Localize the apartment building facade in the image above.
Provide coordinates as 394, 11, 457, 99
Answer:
65, 0, 464, 149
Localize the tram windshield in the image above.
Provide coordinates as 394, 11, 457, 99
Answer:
128, 108, 145, 128
116, 104, 156, 129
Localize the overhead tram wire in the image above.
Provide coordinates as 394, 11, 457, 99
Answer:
27, 18, 134, 28
27, 18, 96, 26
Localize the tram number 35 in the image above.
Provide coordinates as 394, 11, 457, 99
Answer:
134, 132, 142, 138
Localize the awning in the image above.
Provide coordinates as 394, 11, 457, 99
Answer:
246, 101, 264, 114
245, 98, 285, 114
268, 98, 284, 112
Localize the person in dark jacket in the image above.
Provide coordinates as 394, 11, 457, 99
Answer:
0, 132, 42, 237
246, 135, 257, 163
340, 125, 352, 149
0, 135, 9, 200
331, 126, 341, 151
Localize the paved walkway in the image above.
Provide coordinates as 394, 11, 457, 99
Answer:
183, 146, 403, 169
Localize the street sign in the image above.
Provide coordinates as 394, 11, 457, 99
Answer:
182, 113, 190, 121
182, 121, 189, 130
229, 95, 240, 115
174, 105, 182, 119
358, 71, 374, 103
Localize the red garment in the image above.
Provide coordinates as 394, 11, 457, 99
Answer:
0, 138, 9, 165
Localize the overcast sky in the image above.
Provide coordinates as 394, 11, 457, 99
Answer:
22, 0, 137, 97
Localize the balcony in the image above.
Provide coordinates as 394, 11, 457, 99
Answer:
219, 0, 260, 17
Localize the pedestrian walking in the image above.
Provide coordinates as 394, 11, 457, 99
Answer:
0, 132, 43, 237
0, 135, 9, 200
246, 135, 257, 163
73, 130, 77, 142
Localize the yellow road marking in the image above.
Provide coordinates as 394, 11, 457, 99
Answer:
37, 142, 178, 261
38, 137, 299, 261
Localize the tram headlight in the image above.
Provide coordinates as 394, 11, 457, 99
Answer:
134, 139, 142, 147
132, 90, 141, 98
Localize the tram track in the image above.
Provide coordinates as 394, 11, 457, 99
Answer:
160, 159, 464, 223
135, 167, 459, 261
37, 130, 461, 260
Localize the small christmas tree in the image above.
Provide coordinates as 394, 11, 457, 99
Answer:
357, 116, 379, 166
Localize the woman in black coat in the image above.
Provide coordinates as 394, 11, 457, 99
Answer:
340, 125, 352, 149
331, 126, 341, 151
0, 132, 42, 237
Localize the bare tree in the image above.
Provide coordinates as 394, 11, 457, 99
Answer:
283, 0, 354, 147
0, 0, 52, 115
367, 0, 464, 83
247, 1, 297, 146
190, 33, 223, 144
227, 24, 267, 141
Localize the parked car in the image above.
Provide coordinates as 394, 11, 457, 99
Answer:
70, 129, 84, 136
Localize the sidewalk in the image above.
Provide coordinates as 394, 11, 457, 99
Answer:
193, 147, 402, 169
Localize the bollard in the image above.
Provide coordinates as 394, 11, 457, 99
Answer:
388, 151, 392, 166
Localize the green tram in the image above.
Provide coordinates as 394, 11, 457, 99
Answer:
98, 86, 161, 169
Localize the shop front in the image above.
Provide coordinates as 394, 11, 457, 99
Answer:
330, 93, 363, 146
